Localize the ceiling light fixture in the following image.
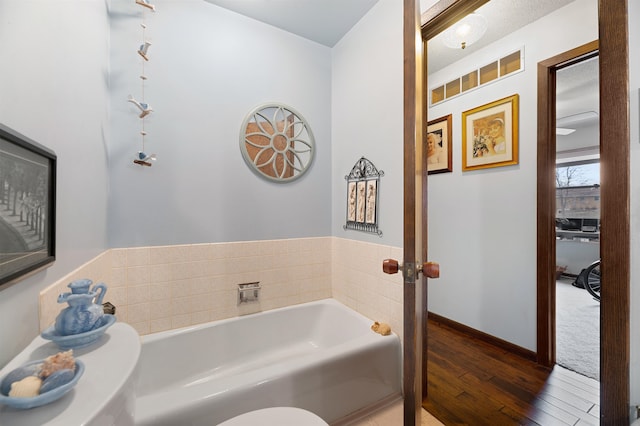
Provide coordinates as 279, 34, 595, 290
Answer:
556, 128, 576, 136
441, 13, 488, 50
556, 111, 599, 127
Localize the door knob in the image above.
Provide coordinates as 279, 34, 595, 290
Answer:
420, 261, 440, 279
382, 259, 440, 278
383, 259, 400, 274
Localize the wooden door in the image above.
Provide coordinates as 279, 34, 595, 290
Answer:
402, 0, 426, 423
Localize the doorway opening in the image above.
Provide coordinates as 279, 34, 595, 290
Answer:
555, 161, 600, 380
554, 55, 601, 382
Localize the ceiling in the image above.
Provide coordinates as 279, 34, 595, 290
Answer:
556, 56, 599, 123
202, 0, 379, 47
556, 56, 599, 153
203, 0, 575, 59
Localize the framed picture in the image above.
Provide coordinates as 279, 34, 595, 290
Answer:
344, 156, 383, 236
462, 94, 519, 171
0, 123, 56, 287
426, 114, 453, 174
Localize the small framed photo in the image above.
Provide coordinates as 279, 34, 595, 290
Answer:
356, 181, 366, 223
462, 94, 519, 171
365, 180, 377, 224
347, 181, 357, 222
426, 114, 452, 174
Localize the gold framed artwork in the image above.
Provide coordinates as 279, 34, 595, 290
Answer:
462, 94, 519, 171
426, 114, 452, 174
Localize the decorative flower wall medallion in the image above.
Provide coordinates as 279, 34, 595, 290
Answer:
239, 103, 315, 183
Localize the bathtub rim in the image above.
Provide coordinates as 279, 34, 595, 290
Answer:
140, 297, 391, 343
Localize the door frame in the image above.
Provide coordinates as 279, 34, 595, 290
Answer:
535, 40, 599, 367
417, 0, 630, 423
537, 1, 630, 421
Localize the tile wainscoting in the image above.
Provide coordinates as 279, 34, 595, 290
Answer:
331, 238, 404, 341
39, 237, 404, 340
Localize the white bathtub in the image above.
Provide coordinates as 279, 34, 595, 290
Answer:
134, 299, 402, 425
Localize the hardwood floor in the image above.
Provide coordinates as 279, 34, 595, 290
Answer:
423, 317, 600, 425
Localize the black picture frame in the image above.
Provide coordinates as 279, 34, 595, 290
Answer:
0, 123, 56, 288
344, 157, 384, 237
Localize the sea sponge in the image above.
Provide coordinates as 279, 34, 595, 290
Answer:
40, 369, 75, 394
39, 350, 75, 379
371, 321, 391, 336
8, 376, 42, 398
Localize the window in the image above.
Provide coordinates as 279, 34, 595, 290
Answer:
556, 161, 599, 188
556, 160, 600, 238
429, 48, 524, 106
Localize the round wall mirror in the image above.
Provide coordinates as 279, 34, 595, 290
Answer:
239, 103, 315, 183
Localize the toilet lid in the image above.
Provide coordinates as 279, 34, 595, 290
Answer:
218, 407, 328, 426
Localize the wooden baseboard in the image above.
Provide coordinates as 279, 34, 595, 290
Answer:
427, 311, 537, 363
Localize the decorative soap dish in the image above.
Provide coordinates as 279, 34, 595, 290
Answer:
41, 314, 116, 350
0, 359, 85, 410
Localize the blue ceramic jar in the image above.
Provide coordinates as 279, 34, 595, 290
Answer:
54, 279, 107, 336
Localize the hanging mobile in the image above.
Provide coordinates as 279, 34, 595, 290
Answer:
135, 0, 155, 12
131, 1, 157, 167
127, 95, 153, 118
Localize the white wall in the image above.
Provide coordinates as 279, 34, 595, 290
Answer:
329, 0, 405, 348
426, 0, 598, 350
331, 0, 404, 248
627, 0, 640, 411
556, 240, 599, 276
108, 0, 332, 248
0, 0, 110, 366
420, 0, 440, 16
